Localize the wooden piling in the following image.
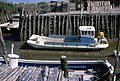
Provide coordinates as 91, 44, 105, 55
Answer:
62, 16, 65, 35
60, 55, 68, 78
41, 16, 44, 35
58, 16, 61, 35
77, 15, 80, 35
54, 16, 56, 35
18, 13, 120, 41
114, 15, 117, 38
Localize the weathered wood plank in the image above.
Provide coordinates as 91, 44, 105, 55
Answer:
54, 16, 56, 35
58, 16, 61, 35
28, 15, 32, 37
62, 16, 65, 35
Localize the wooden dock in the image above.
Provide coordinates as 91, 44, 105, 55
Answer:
0, 64, 62, 81
0, 62, 110, 81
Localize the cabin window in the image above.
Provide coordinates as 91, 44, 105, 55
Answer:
82, 31, 84, 35
85, 31, 87, 35
91, 31, 94, 35
100, 40, 107, 44
13, 16, 19, 19
88, 31, 91, 35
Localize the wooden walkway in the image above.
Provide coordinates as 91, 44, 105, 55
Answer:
0, 63, 107, 81
0, 64, 63, 81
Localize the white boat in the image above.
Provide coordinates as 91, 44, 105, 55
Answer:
27, 26, 109, 50
0, 14, 19, 29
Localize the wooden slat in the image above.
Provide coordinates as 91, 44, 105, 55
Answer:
9, 66, 26, 81
0, 67, 11, 80
29, 67, 42, 81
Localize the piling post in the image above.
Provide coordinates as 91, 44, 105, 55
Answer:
58, 15, 61, 35
114, 15, 117, 38
41, 16, 44, 35
33, 15, 36, 34
28, 15, 31, 37
60, 55, 68, 78
54, 16, 56, 35
62, 16, 65, 35
66, 15, 69, 35
44, 16, 48, 36
0, 27, 8, 64
110, 14, 113, 39
73, 15, 76, 35
37, 15, 40, 35
91, 15, 94, 26
105, 15, 110, 38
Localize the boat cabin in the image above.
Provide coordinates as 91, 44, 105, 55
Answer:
79, 26, 95, 38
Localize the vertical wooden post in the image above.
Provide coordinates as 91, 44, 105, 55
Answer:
82, 15, 84, 26
58, 15, 61, 35
33, 15, 36, 34
101, 15, 103, 32
114, 15, 117, 38
24, 16, 28, 40
48, 16, 51, 35
20, 16, 25, 41
1, 14, 3, 23
54, 16, 56, 35
73, 15, 76, 35
110, 14, 113, 39
106, 15, 110, 38
102, 15, 105, 32
0, 14, 1, 24
31, 15, 34, 35
37, 15, 40, 35
44, 16, 47, 36
62, 16, 65, 35
95, 15, 97, 36
60, 55, 68, 78
98, 15, 101, 33
91, 15, 93, 26
35, 15, 38, 35
28, 15, 31, 37
0, 28, 8, 64
77, 15, 80, 35
66, 15, 69, 35
41, 16, 44, 35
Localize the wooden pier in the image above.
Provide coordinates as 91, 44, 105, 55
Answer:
0, 62, 110, 81
0, 64, 62, 81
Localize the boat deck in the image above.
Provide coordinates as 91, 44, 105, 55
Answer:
42, 36, 95, 43
43, 37, 81, 43
0, 62, 109, 81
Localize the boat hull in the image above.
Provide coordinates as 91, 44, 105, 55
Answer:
27, 34, 109, 50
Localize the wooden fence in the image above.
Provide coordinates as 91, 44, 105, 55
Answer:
0, 13, 12, 24
19, 13, 120, 41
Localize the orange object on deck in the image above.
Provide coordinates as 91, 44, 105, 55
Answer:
98, 32, 105, 39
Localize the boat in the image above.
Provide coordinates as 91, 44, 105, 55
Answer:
0, 57, 114, 81
0, 44, 114, 80
7, 14, 20, 29
0, 14, 20, 34
27, 26, 109, 50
